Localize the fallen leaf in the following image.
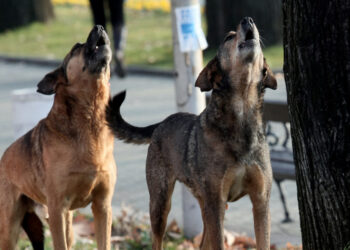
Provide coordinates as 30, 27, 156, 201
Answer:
234, 235, 256, 248
167, 231, 182, 240
177, 240, 195, 250
110, 235, 128, 243
224, 229, 236, 246
166, 219, 181, 234
193, 233, 203, 248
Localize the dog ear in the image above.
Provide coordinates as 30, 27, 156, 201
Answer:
195, 57, 222, 92
37, 67, 65, 95
262, 59, 277, 90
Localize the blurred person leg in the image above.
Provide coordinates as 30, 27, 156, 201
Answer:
89, 0, 107, 28
109, 0, 126, 78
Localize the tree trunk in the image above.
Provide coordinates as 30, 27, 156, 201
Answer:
34, 0, 55, 23
0, 0, 54, 33
205, 0, 282, 48
205, 0, 225, 49
283, 1, 350, 249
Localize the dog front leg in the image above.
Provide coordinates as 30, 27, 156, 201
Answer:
65, 211, 74, 250
48, 205, 67, 250
201, 198, 225, 250
92, 199, 112, 250
247, 163, 272, 250
251, 197, 270, 250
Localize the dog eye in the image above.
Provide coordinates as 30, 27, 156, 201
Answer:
224, 34, 235, 42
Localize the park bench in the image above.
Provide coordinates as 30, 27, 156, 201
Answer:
264, 100, 295, 223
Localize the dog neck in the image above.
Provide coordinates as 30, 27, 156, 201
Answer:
46, 79, 111, 140
201, 77, 265, 159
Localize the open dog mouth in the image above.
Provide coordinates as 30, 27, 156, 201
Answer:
85, 25, 112, 73
89, 28, 110, 53
239, 28, 256, 49
245, 29, 254, 41
94, 35, 107, 52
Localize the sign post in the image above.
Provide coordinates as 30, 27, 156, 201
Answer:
170, 0, 207, 238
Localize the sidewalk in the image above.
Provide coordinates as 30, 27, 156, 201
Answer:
0, 61, 301, 247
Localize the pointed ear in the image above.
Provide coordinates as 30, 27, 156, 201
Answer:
37, 67, 65, 95
195, 57, 222, 92
262, 59, 277, 90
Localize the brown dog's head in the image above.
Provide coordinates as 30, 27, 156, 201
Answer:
37, 25, 112, 96
195, 17, 277, 94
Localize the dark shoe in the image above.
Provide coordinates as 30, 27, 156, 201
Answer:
114, 50, 126, 78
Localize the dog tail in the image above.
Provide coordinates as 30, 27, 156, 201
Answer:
106, 91, 161, 144
22, 212, 44, 250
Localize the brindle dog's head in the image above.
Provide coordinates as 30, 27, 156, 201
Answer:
37, 25, 112, 96
196, 17, 277, 96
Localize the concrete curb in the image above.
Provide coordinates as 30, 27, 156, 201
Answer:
0, 54, 176, 78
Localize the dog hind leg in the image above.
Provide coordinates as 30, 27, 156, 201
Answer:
22, 212, 44, 250
0, 210, 24, 250
196, 199, 208, 249
148, 178, 176, 250
0, 207, 24, 250
146, 150, 176, 250
0, 179, 28, 250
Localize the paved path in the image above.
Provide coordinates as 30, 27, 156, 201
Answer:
0, 61, 301, 247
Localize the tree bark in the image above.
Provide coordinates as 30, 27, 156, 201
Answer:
283, 1, 350, 249
0, 0, 54, 33
205, 0, 282, 48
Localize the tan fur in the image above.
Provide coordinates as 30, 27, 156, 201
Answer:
0, 26, 116, 250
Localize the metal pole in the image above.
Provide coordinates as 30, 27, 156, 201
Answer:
171, 0, 206, 238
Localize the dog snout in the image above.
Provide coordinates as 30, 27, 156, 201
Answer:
86, 25, 109, 50
93, 25, 105, 34
88, 25, 104, 41
241, 17, 254, 29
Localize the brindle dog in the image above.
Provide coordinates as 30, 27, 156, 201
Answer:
0, 26, 116, 250
106, 17, 277, 250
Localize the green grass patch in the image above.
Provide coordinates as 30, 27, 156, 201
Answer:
0, 5, 91, 59
124, 9, 173, 69
0, 5, 173, 68
262, 44, 283, 70
0, 5, 283, 70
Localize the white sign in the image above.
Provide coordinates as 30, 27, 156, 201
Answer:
175, 4, 208, 52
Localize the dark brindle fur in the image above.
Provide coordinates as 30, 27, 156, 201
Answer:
0, 25, 116, 250
106, 17, 277, 250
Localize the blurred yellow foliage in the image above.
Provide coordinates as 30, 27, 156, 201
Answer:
126, 0, 170, 12
52, 0, 171, 12
52, 0, 89, 6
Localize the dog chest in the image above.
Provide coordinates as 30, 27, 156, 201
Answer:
62, 168, 115, 209
225, 165, 247, 202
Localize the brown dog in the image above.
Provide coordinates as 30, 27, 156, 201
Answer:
0, 25, 116, 250
106, 17, 277, 250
